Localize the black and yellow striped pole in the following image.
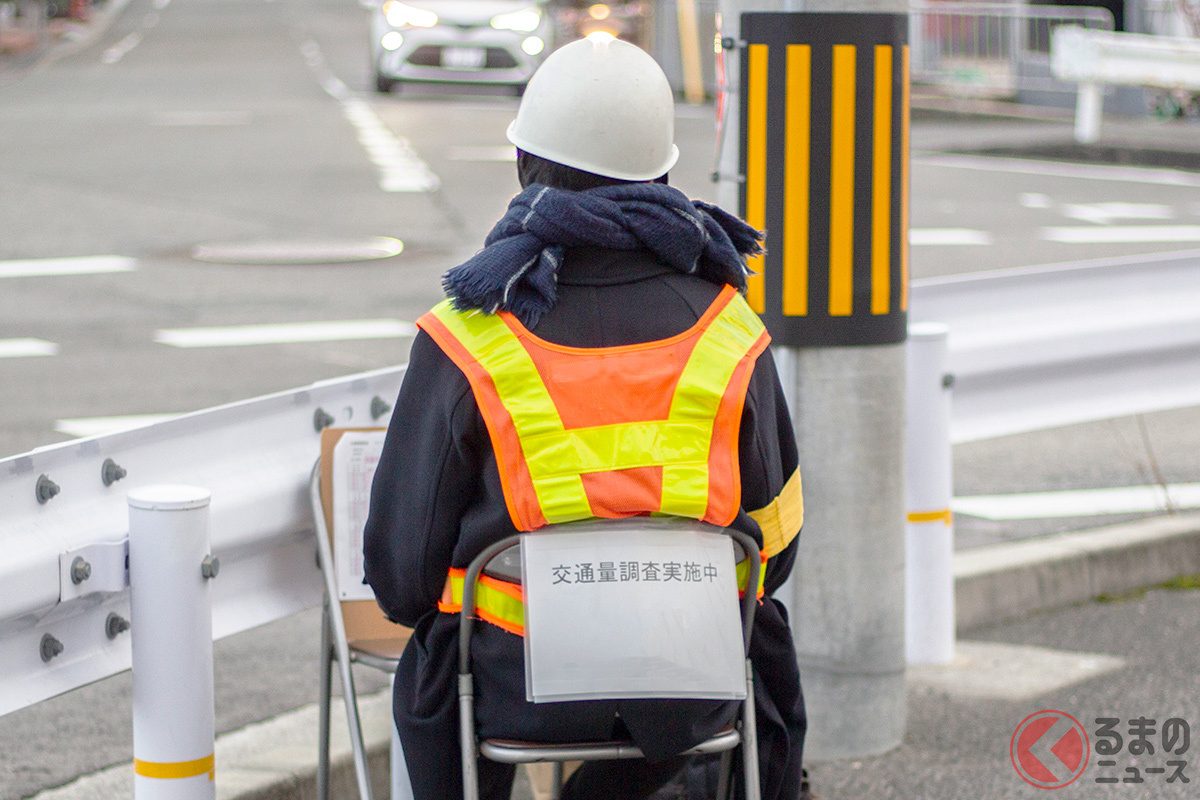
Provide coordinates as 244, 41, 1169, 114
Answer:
740, 13, 909, 347
726, 10, 910, 762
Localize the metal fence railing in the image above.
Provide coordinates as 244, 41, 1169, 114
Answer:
1138, 0, 1200, 38
909, 2, 1115, 97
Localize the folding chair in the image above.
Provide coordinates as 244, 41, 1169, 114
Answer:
310, 427, 414, 800
458, 523, 763, 800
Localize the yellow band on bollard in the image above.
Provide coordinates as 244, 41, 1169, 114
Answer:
134, 754, 215, 781
907, 508, 952, 526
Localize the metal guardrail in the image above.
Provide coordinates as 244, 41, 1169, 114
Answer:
910, 248, 1200, 443
1139, 0, 1200, 39
909, 1, 1115, 96
0, 366, 404, 717
3, 248, 1200, 717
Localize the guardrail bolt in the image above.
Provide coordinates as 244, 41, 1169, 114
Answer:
70, 556, 92, 585
370, 395, 392, 421
942, 373, 956, 390
36, 475, 60, 504
105, 613, 131, 640
40, 633, 64, 663
101, 458, 127, 486
201, 555, 220, 580
313, 407, 335, 432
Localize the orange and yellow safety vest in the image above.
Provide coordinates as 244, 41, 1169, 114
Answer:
418, 284, 800, 635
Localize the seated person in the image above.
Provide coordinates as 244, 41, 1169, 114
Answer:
364, 36, 806, 800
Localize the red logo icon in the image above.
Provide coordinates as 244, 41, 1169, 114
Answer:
1011, 710, 1090, 789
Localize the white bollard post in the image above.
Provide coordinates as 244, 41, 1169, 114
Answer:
128, 485, 216, 800
905, 324, 955, 665
1074, 82, 1103, 144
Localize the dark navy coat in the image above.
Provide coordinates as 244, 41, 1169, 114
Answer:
364, 245, 806, 800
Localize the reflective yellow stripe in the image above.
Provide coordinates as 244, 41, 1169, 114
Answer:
431, 302, 591, 522
449, 555, 763, 637
445, 572, 526, 634
735, 551, 768, 598
784, 44, 811, 317
747, 467, 804, 558
829, 44, 856, 317
134, 754, 214, 781
522, 421, 706, 476
663, 294, 764, 517
745, 43, 769, 314
907, 508, 952, 525
871, 45, 893, 316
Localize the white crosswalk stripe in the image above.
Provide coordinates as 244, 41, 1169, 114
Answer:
909, 228, 992, 246
0, 339, 58, 358
154, 319, 417, 348
0, 256, 136, 278
1041, 225, 1200, 244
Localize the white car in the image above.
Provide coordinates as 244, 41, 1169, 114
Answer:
368, 0, 555, 93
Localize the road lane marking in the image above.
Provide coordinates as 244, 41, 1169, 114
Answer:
1041, 225, 1200, 243
0, 339, 58, 358
0, 255, 136, 278
343, 99, 440, 192
299, 39, 440, 193
1019, 192, 1051, 208
909, 228, 992, 246
55, 414, 179, 437
445, 145, 518, 162
149, 111, 253, 126
953, 483, 1200, 520
1060, 203, 1174, 225
101, 32, 143, 64
917, 153, 1200, 187
154, 319, 417, 348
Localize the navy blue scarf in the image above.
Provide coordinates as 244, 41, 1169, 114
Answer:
442, 182, 764, 328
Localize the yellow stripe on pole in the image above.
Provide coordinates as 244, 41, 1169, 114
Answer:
745, 44, 769, 314
901, 45, 911, 312
907, 509, 953, 525
871, 45, 893, 316
783, 44, 811, 317
829, 44, 856, 317
134, 754, 215, 780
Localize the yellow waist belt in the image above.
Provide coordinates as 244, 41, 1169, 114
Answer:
438, 550, 768, 637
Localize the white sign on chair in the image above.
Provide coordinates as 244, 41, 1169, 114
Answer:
520, 519, 747, 703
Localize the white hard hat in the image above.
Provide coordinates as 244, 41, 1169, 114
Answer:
507, 36, 680, 182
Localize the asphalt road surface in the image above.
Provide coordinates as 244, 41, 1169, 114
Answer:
2, 0, 1200, 795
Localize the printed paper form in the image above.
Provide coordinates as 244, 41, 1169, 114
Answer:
332, 430, 387, 600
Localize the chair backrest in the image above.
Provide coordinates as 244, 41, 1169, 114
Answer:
459, 519, 760, 703
319, 427, 411, 652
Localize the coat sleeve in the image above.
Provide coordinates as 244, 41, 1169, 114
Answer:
736, 345, 803, 595
362, 330, 482, 627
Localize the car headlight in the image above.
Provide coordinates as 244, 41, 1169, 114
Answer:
383, 1, 438, 28
491, 7, 542, 32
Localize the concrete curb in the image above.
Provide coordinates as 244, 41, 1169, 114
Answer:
30, 692, 394, 800
29, 513, 1200, 800
955, 512, 1200, 631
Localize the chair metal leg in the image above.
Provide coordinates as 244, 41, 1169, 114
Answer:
550, 761, 564, 800
337, 643, 374, 800
312, 466, 375, 800
317, 597, 334, 800
459, 674, 480, 800
716, 749, 734, 800
740, 659, 762, 800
